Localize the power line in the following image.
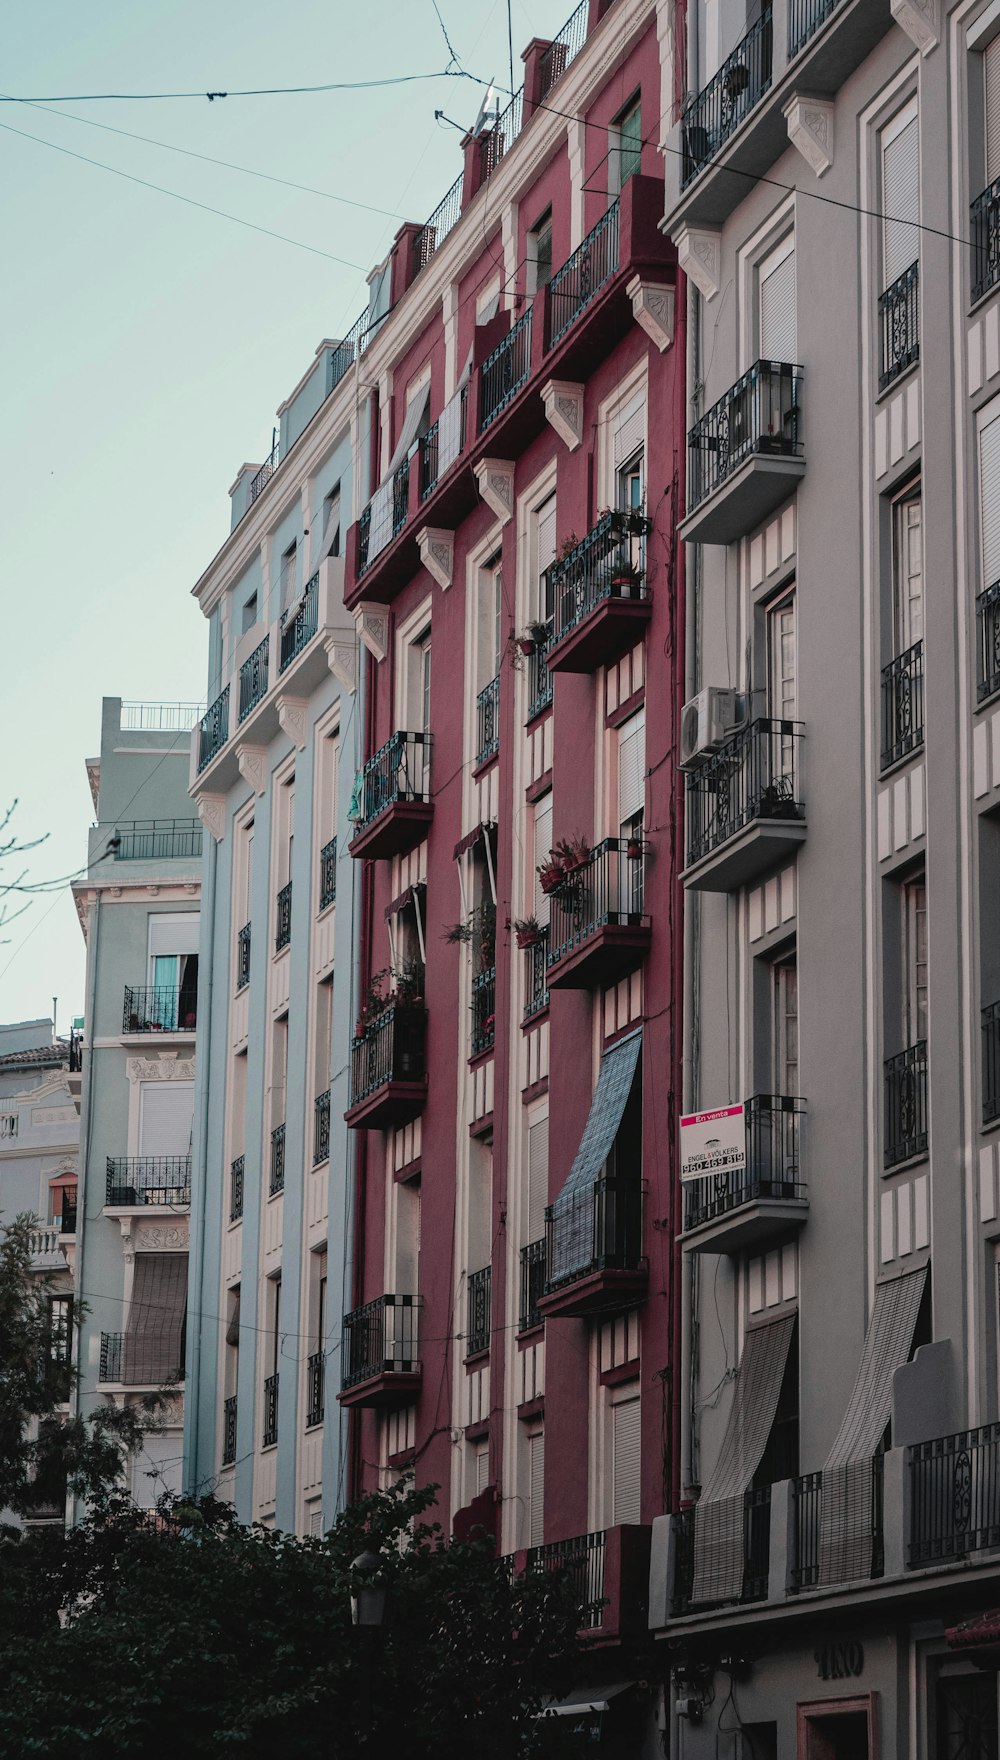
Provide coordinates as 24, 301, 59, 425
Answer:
0, 69, 488, 105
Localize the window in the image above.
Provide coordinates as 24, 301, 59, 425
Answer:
147, 914, 200, 1028
891, 483, 923, 656
269, 1275, 282, 1376
271, 1017, 288, 1134
536, 494, 556, 625
49, 1295, 73, 1365
403, 626, 432, 737
527, 1426, 544, 1548
528, 208, 552, 297
935, 1672, 998, 1760
388, 886, 426, 996
138, 1081, 194, 1157
394, 1178, 421, 1294
617, 709, 645, 844
758, 235, 796, 362
611, 95, 642, 196
533, 794, 553, 925
772, 955, 799, 1095
881, 100, 919, 291
902, 879, 928, 1047
241, 592, 258, 634
314, 1249, 328, 1354
279, 541, 298, 613
526, 1112, 549, 1246
476, 557, 503, 692
321, 486, 341, 559
982, 406, 1000, 596
767, 588, 797, 722
610, 1386, 641, 1525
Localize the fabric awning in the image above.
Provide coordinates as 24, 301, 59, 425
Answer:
386, 384, 431, 477
548, 1029, 641, 1286
123, 1253, 188, 1386
692, 1312, 796, 1606
539, 1682, 633, 1717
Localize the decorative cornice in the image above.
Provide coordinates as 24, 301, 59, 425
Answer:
236, 744, 268, 795
276, 694, 309, 751
417, 526, 455, 589
354, 604, 389, 664
626, 277, 675, 352
673, 224, 721, 302
126, 1057, 196, 1082
541, 379, 585, 450
474, 458, 515, 524
783, 94, 834, 177
890, 0, 939, 54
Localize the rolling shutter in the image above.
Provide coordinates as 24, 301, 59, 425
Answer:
123, 1253, 188, 1386
548, 1029, 641, 1286
527, 1115, 549, 1243
986, 36, 1000, 185
882, 107, 920, 289
138, 1082, 194, 1157
613, 395, 645, 470
148, 914, 200, 957
617, 711, 645, 827
980, 409, 1000, 591
534, 795, 553, 922
611, 1393, 641, 1525
476, 1442, 491, 1496
528, 1430, 545, 1547
759, 241, 796, 363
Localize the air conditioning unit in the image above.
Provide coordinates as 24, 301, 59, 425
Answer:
678, 688, 743, 771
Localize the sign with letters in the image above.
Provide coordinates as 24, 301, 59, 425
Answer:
679, 1103, 746, 1183
815, 1641, 864, 1680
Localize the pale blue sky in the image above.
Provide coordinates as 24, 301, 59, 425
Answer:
0, 0, 574, 1029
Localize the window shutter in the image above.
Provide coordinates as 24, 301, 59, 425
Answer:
476, 1442, 490, 1495
617, 710, 645, 827
759, 243, 796, 362
138, 1082, 194, 1156
148, 914, 200, 957
613, 395, 645, 470
612, 1394, 641, 1525
534, 796, 553, 920
527, 1115, 549, 1243
537, 497, 557, 574
882, 110, 919, 289
528, 1430, 545, 1547
987, 37, 1000, 185
981, 410, 1000, 590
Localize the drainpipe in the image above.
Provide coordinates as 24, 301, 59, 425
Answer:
347, 646, 375, 1504
671, 269, 688, 1514
67, 887, 102, 1528
184, 826, 217, 1495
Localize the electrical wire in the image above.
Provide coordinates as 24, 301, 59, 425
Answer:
0, 70, 490, 104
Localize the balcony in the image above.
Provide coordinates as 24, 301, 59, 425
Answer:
878, 262, 919, 393
884, 1041, 928, 1168
789, 0, 844, 54
358, 459, 410, 579
546, 837, 650, 991
275, 881, 292, 952
528, 1531, 606, 1633
263, 1371, 278, 1447
338, 1293, 422, 1408
671, 1489, 772, 1616
314, 1089, 331, 1165
519, 1238, 546, 1332
466, 1264, 491, 1358
481, 309, 533, 431
526, 1524, 652, 1641
99, 1332, 185, 1389
269, 1123, 286, 1196
545, 512, 652, 674
548, 199, 620, 347
238, 635, 269, 724
476, 674, 500, 767
347, 731, 432, 861
122, 984, 198, 1036
682, 1095, 807, 1254
57, 1196, 77, 1236
973, 178, 1000, 306
278, 571, 318, 672
791, 1456, 884, 1589
681, 10, 773, 191
236, 921, 251, 991
106, 1157, 192, 1208
306, 1351, 325, 1428
977, 580, 1000, 703
683, 718, 806, 890
28, 1225, 66, 1271
538, 1175, 645, 1320
319, 836, 337, 909
523, 929, 550, 1021
230, 1154, 244, 1223
681, 361, 804, 545
881, 640, 924, 770
113, 818, 203, 862
908, 1424, 1000, 1567
197, 687, 230, 774
99, 1333, 124, 1385
526, 621, 554, 720
222, 1395, 237, 1466
471, 967, 496, 1059
345, 1004, 427, 1130
984, 1001, 1000, 1128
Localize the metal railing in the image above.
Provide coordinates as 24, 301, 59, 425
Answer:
881, 640, 924, 769
547, 836, 647, 969
420, 383, 468, 499
350, 730, 431, 835
671, 1488, 771, 1615
263, 1372, 278, 1447
358, 459, 410, 574
106, 1157, 191, 1207
230, 1155, 245, 1223
471, 966, 496, 1057
549, 510, 649, 648
341, 1293, 421, 1391
681, 8, 773, 186
476, 675, 500, 766
123, 985, 198, 1034
683, 1095, 805, 1232
222, 1395, 237, 1465
279, 571, 319, 672
479, 87, 524, 180
523, 928, 550, 1021
249, 443, 279, 504
120, 701, 203, 733
350, 1004, 427, 1109
415, 172, 464, 272
314, 1089, 331, 1165
58, 1197, 77, 1235
112, 818, 203, 861
884, 1040, 928, 1167
972, 178, 1000, 304
198, 687, 230, 772
685, 718, 805, 868
466, 1265, 492, 1356
908, 1424, 1000, 1566
236, 921, 251, 991
275, 881, 292, 952
545, 1174, 642, 1293
238, 635, 269, 723
984, 1001, 1000, 1127
481, 309, 533, 431
788, 0, 843, 55
977, 581, 1000, 703
687, 360, 802, 512
527, 1531, 606, 1631
539, 0, 587, 98
99, 1333, 123, 1383
527, 620, 554, 719
306, 1351, 325, 1427
791, 1455, 884, 1589
69, 1031, 82, 1073
548, 200, 619, 347
879, 262, 919, 392
320, 836, 337, 909
270, 1123, 286, 1196
519, 1238, 547, 1332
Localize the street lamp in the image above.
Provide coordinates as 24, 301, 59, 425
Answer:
351, 1545, 387, 1741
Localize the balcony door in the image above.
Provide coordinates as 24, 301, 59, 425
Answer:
892, 485, 923, 658
767, 587, 797, 789
758, 235, 796, 364
902, 879, 928, 1050
772, 956, 799, 1099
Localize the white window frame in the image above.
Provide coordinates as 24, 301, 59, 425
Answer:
756, 232, 796, 364
737, 196, 796, 373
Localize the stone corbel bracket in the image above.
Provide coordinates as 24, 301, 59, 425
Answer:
417, 526, 455, 590
890, 0, 939, 55
627, 278, 675, 352
276, 694, 309, 751
474, 458, 515, 525
673, 224, 722, 302
236, 744, 268, 796
325, 636, 357, 693
197, 794, 226, 843
783, 94, 834, 178
354, 603, 389, 664
541, 380, 585, 450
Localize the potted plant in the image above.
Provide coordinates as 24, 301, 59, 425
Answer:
443, 918, 473, 946
513, 915, 544, 949
625, 506, 653, 537
515, 620, 550, 657
610, 557, 644, 597
723, 60, 750, 98
599, 506, 628, 537
536, 854, 566, 895
556, 533, 579, 564
625, 833, 647, 861
553, 834, 592, 874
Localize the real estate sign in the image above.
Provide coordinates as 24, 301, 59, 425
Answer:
679, 1103, 746, 1183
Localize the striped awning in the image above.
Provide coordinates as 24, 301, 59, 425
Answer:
548, 1030, 641, 1285
123, 1253, 188, 1386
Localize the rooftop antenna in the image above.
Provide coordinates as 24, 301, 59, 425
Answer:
471, 82, 500, 137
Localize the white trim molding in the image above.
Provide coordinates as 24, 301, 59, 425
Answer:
541, 379, 585, 450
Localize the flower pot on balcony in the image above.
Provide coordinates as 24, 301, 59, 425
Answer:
626, 840, 645, 861
537, 860, 566, 896
724, 62, 750, 97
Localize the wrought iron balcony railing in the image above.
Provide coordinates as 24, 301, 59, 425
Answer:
546, 836, 646, 968
270, 1123, 286, 1196
341, 1293, 421, 1391
984, 1001, 1000, 1127
350, 730, 431, 836
123, 985, 198, 1034
249, 442, 279, 504
526, 1530, 606, 1631
476, 675, 500, 766
884, 1040, 928, 1167
791, 1455, 884, 1589
523, 928, 550, 1021
977, 580, 1000, 703
681, 8, 773, 187
538, 0, 587, 99
479, 87, 524, 180
320, 836, 337, 909
881, 640, 924, 770
238, 635, 269, 723
683, 1095, 805, 1232
481, 309, 532, 431
548, 199, 619, 347
519, 1237, 546, 1332
57, 1197, 77, 1235
548, 511, 648, 647
878, 262, 919, 392
99, 1333, 123, 1384
314, 1089, 331, 1165
414, 172, 464, 273
527, 620, 554, 720
106, 1156, 192, 1208
230, 1154, 245, 1223
198, 686, 230, 773
471, 967, 496, 1058
358, 459, 410, 574
545, 1174, 642, 1294
263, 1371, 278, 1447
687, 360, 802, 513
236, 921, 251, 991
788, 0, 843, 56
222, 1394, 238, 1466
113, 818, 203, 861
909, 1424, 1000, 1566
684, 718, 805, 868
972, 179, 1000, 304
671, 1487, 771, 1615
350, 1004, 427, 1108
466, 1265, 492, 1357
419, 384, 468, 499
306, 1351, 325, 1427
279, 571, 319, 672
275, 881, 292, 952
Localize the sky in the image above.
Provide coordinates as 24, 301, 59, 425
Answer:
0, 0, 576, 1031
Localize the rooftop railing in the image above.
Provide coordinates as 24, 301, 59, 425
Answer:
120, 702, 203, 733
414, 172, 464, 272
481, 309, 533, 431
684, 718, 805, 869
249, 443, 279, 504
681, 8, 773, 187
548, 199, 619, 347
687, 360, 802, 513
350, 730, 431, 836
341, 1293, 421, 1391
112, 819, 203, 862
197, 687, 230, 773
106, 1156, 192, 1207
479, 87, 524, 180
279, 571, 319, 672
539, 0, 588, 98
884, 1040, 928, 1168
238, 635, 270, 724
683, 1094, 805, 1232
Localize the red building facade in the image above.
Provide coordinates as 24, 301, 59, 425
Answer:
340, 0, 684, 1666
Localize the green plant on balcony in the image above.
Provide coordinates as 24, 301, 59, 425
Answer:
513, 915, 544, 949
443, 900, 496, 972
